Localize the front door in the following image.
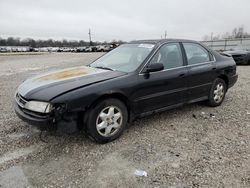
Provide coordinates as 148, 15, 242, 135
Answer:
132, 42, 188, 114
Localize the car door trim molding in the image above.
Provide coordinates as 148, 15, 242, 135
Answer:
133, 87, 188, 102
188, 82, 212, 91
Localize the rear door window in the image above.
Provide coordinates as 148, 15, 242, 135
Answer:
183, 43, 210, 65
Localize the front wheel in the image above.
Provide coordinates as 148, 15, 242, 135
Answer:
85, 98, 128, 143
207, 78, 227, 107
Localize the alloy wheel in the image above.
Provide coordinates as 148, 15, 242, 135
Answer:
96, 106, 123, 137
213, 83, 224, 103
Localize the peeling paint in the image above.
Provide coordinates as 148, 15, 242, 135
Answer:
17, 66, 108, 97
36, 67, 93, 81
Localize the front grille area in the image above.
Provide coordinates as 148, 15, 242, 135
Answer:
16, 93, 27, 108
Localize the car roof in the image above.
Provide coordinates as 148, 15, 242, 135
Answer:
129, 39, 197, 45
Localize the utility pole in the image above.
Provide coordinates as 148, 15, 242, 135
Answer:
211, 32, 213, 49
164, 30, 167, 39
88, 28, 92, 45
211, 32, 213, 41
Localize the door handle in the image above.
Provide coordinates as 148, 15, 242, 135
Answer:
179, 73, 185, 77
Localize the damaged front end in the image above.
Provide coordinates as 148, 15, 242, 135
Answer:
15, 93, 80, 132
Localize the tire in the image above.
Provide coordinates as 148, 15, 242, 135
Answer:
207, 78, 227, 107
85, 98, 128, 143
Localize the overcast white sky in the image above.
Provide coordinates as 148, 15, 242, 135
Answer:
0, 0, 250, 42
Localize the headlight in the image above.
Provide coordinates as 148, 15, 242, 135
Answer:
24, 101, 53, 113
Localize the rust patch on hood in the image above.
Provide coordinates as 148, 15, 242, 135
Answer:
37, 67, 93, 81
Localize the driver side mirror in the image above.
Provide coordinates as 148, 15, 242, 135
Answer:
144, 63, 164, 73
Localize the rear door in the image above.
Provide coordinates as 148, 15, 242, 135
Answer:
182, 42, 216, 101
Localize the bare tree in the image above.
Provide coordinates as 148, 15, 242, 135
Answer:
204, 25, 250, 41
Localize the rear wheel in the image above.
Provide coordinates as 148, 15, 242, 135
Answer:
207, 78, 227, 107
85, 98, 128, 143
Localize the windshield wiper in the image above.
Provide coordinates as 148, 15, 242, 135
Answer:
95, 66, 114, 71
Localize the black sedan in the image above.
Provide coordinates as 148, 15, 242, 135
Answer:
15, 39, 238, 143
224, 49, 250, 65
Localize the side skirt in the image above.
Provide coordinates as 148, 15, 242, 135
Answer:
130, 96, 208, 121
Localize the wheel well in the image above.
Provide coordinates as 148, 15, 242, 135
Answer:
88, 93, 131, 119
78, 93, 131, 130
218, 75, 228, 88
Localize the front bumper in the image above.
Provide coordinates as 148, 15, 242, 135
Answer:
228, 74, 238, 88
15, 102, 79, 133
15, 103, 54, 129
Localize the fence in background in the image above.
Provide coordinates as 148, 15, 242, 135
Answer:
201, 38, 250, 51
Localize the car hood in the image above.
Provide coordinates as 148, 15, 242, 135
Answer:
18, 66, 126, 101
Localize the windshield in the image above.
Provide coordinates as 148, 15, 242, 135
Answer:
90, 43, 155, 73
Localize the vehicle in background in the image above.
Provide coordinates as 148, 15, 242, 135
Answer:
0, 47, 7, 53
97, 45, 110, 52
51, 47, 60, 52
70, 48, 77, 52
11, 47, 17, 52
57, 48, 63, 52
17, 47, 22, 52
85, 46, 98, 52
39, 47, 49, 52
0, 46, 14, 52
33, 48, 39, 52
76, 47, 86, 52
17, 47, 30, 52
63, 48, 71, 52
84, 46, 95, 52
5, 47, 12, 52
0, 45, 118, 53
224, 46, 250, 65
110, 43, 119, 50
0, 46, 12, 53
57, 47, 70, 52
84, 46, 92, 52
15, 39, 238, 143
96, 45, 103, 52
91, 46, 97, 52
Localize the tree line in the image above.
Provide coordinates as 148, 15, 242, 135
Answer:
0, 37, 125, 47
203, 26, 250, 41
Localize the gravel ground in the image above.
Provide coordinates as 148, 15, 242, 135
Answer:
0, 53, 249, 188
